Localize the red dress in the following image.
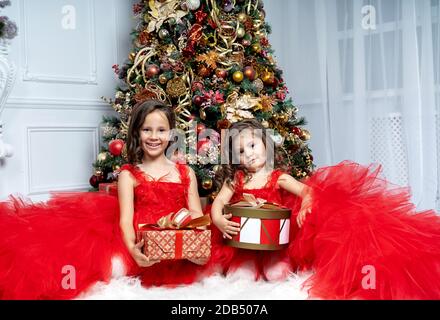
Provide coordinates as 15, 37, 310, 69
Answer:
290, 161, 440, 300
209, 169, 302, 280
0, 163, 206, 300
209, 161, 440, 299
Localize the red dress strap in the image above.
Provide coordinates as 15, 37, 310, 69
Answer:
233, 170, 246, 192
267, 169, 285, 190
120, 164, 144, 183
176, 164, 191, 189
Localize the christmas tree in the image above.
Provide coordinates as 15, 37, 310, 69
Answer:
91, 0, 314, 198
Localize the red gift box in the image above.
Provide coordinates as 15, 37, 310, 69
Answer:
99, 182, 118, 196
137, 209, 211, 261
141, 229, 211, 261
224, 194, 291, 251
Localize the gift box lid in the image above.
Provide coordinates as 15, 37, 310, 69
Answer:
224, 194, 291, 219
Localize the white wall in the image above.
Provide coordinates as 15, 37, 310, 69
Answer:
0, 0, 135, 200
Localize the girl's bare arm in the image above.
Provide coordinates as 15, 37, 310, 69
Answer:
187, 167, 204, 218
211, 182, 241, 239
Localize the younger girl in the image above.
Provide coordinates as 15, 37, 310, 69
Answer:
210, 119, 440, 300
210, 120, 311, 281
0, 100, 208, 299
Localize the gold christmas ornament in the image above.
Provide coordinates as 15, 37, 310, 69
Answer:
254, 30, 266, 37
301, 129, 311, 141
97, 152, 108, 162
261, 120, 269, 128
236, 27, 246, 38
213, 165, 221, 173
166, 77, 187, 98
251, 43, 261, 53
237, 13, 248, 23
128, 52, 136, 61
253, 20, 263, 30
112, 165, 121, 171
232, 71, 244, 83
159, 74, 168, 84
261, 71, 274, 84
202, 178, 213, 190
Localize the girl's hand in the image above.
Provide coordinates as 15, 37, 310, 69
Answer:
213, 213, 241, 240
187, 257, 209, 265
297, 205, 312, 228
130, 239, 160, 267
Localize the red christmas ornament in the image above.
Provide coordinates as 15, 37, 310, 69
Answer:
271, 77, 280, 89
292, 127, 302, 136
89, 175, 100, 188
215, 69, 228, 79
192, 95, 204, 107
109, 139, 125, 157
243, 66, 256, 80
192, 81, 204, 92
146, 65, 160, 78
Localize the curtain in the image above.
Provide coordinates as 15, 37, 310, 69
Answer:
265, 0, 440, 211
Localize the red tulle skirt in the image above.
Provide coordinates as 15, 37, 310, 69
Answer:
0, 192, 208, 299
290, 161, 440, 300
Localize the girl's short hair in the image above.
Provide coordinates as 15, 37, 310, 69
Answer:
126, 99, 175, 164
216, 119, 275, 190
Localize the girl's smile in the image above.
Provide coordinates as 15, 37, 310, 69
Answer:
139, 110, 171, 159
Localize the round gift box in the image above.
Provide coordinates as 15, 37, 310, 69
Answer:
223, 204, 291, 251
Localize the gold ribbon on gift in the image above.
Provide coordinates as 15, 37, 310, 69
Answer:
224, 193, 291, 219
138, 208, 211, 231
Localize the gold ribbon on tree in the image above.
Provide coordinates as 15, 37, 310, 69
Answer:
126, 46, 158, 88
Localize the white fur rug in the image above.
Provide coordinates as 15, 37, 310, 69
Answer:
78, 258, 313, 300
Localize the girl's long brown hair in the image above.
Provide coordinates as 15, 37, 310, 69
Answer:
126, 99, 175, 164
215, 119, 275, 190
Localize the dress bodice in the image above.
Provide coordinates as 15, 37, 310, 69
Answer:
120, 163, 190, 228
230, 169, 287, 205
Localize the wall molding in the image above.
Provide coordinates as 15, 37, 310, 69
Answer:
19, 0, 98, 85
26, 125, 99, 195
5, 96, 114, 111
112, 0, 121, 66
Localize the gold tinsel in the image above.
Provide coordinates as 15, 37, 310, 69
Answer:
166, 77, 187, 98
